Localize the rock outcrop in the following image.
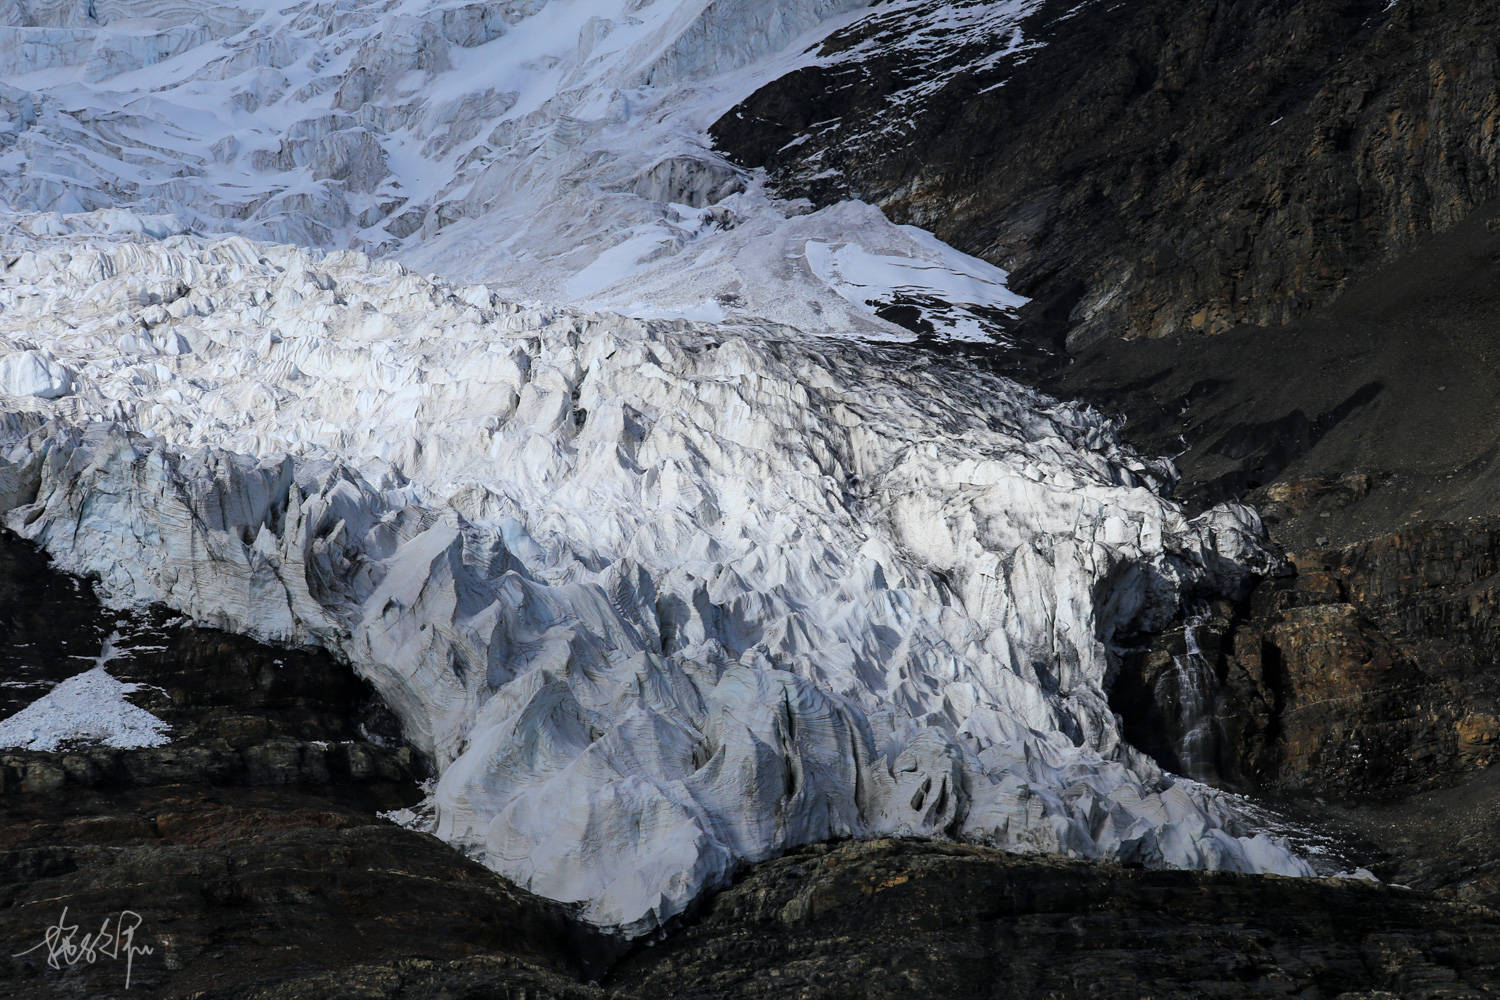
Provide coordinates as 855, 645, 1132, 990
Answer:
1110, 517, 1500, 907
714, 0, 1500, 348
0, 531, 607, 999
608, 838, 1500, 1000
1048, 205, 1500, 913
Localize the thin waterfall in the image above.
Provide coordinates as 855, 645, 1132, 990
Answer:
1163, 603, 1222, 783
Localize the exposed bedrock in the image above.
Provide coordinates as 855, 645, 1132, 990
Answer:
713, 0, 1500, 349
606, 839, 1500, 1000
1111, 519, 1500, 907
1055, 206, 1500, 910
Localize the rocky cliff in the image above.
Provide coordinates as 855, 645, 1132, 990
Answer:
1044, 196, 1500, 912
714, 0, 1500, 348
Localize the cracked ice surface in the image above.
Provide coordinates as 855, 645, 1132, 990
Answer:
0, 220, 1310, 932
0, 0, 1040, 341
0, 0, 1315, 933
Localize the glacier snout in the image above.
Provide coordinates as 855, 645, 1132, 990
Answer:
0, 222, 1311, 933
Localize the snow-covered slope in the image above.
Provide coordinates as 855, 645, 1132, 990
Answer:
0, 629, 169, 750
1, 0, 1039, 341
0, 0, 1316, 935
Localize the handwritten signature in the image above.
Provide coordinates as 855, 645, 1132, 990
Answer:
13, 907, 153, 989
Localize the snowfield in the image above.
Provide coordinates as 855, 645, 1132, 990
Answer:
0, 0, 1315, 934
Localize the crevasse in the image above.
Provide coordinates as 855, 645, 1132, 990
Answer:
1, 0, 1046, 339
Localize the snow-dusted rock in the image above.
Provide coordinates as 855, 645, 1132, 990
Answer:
0, 220, 1312, 933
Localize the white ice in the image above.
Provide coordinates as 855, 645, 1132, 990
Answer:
0, 0, 1035, 341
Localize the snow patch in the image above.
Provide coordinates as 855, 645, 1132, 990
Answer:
805, 227, 1028, 342
0, 632, 169, 750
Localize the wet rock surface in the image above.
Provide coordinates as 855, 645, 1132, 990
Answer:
1048, 202, 1500, 914
1114, 518, 1500, 797
1112, 519, 1500, 909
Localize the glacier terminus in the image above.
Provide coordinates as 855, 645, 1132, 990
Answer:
0, 0, 1321, 935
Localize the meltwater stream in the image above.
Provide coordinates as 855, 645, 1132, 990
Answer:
1163, 605, 1226, 784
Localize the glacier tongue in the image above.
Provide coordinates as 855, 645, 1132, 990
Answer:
0, 218, 1311, 932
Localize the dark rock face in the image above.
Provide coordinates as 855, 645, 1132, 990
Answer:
0, 604, 421, 798
1111, 518, 1500, 907
0, 787, 604, 999
714, 0, 1500, 348
0, 531, 614, 998
0, 528, 112, 720
1044, 204, 1500, 911
1243, 524, 1500, 799
216, 955, 614, 1000
608, 838, 1500, 1000
1113, 518, 1500, 803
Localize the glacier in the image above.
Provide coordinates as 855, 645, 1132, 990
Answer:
0, 0, 1056, 339
0, 217, 1310, 930
0, 0, 1316, 934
